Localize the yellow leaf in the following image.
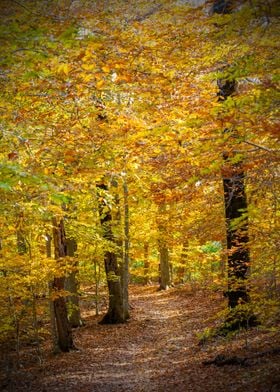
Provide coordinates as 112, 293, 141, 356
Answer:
81, 63, 95, 71
57, 63, 70, 75
102, 65, 110, 73
96, 79, 105, 88
81, 73, 94, 83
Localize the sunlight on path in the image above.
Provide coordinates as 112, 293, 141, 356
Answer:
10, 286, 279, 392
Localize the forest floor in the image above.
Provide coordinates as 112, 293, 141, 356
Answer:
3, 285, 280, 392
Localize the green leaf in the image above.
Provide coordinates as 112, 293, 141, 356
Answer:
59, 25, 78, 41
51, 192, 71, 205
0, 181, 12, 191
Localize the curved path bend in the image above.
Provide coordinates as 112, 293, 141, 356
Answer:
10, 285, 280, 392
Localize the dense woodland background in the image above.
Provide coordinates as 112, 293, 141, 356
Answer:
0, 0, 279, 390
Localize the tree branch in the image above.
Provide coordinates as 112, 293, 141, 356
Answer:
244, 140, 275, 152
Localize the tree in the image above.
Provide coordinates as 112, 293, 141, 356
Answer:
122, 177, 130, 319
0, 0, 278, 358
143, 242, 150, 284
97, 183, 126, 324
217, 77, 251, 311
157, 204, 171, 290
222, 152, 251, 301
222, 141, 250, 310
213, 0, 258, 328
52, 217, 75, 352
65, 237, 83, 328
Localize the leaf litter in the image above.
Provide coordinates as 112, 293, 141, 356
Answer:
3, 285, 280, 392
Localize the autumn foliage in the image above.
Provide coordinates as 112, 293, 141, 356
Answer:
0, 0, 279, 387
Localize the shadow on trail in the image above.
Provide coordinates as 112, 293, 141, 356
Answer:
9, 285, 280, 392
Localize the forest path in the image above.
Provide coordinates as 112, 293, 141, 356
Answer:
11, 285, 280, 392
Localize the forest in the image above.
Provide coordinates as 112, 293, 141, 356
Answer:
0, 0, 279, 391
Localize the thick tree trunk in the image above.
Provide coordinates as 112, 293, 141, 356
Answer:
158, 204, 171, 290
217, 81, 251, 311
212, 0, 250, 309
222, 164, 250, 308
213, 0, 257, 330
52, 217, 74, 352
98, 184, 126, 324
159, 245, 170, 290
65, 238, 83, 328
101, 251, 125, 324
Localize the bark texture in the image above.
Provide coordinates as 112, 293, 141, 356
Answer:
16, 231, 27, 255
177, 243, 189, 283
122, 179, 130, 319
98, 184, 126, 324
159, 245, 170, 290
213, 0, 257, 331
158, 204, 171, 290
143, 243, 150, 284
212, 0, 232, 14
52, 217, 74, 352
65, 238, 83, 328
217, 76, 251, 312
222, 165, 249, 308
46, 234, 59, 353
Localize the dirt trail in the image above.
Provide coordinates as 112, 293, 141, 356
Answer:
8, 285, 280, 392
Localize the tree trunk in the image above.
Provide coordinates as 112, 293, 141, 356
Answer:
158, 204, 171, 290
143, 242, 150, 284
122, 179, 130, 320
46, 234, 59, 353
213, 0, 257, 330
222, 164, 250, 308
217, 79, 251, 311
93, 258, 101, 315
114, 180, 129, 320
159, 245, 170, 290
52, 217, 75, 352
16, 231, 27, 255
177, 242, 189, 283
65, 238, 83, 328
97, 184, 126, 324
211, 0, 232, 15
